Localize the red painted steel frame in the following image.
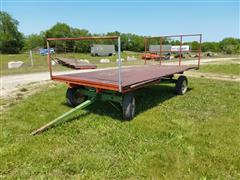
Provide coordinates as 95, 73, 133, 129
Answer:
47, 35, 201, 94
144, 34, 202, 68
160, 37, 163, 65
47, 36, 118, 41
46, 36, 119, 80
179, 35, 182, 66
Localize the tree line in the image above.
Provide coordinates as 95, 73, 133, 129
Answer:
1, 11, 240, 54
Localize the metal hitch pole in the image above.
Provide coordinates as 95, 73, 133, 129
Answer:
31, 98, 96, 136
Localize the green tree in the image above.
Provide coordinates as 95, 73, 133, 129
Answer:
45, 23, 93, 53
106, 31, 128, 51
72, 28, 90, 53
201, 42, 220, 52
45, 23, 73, 52
191, 41, 199, 51
24, 33, 44, 50
219, 38, 240, 54
129, 34, 144, 52
0, 11, 24, 54
171, 40, 180, 45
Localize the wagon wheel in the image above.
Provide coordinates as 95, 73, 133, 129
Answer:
175, 76, 188, 95
66, 87, 87, 107
122, 93, 135, 120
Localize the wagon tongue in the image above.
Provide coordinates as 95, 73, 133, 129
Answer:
31, 97, 96, 135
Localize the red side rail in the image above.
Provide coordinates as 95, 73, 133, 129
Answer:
144, 34, 202, 68
47, 36, 118, 41
46, 36, 119, 80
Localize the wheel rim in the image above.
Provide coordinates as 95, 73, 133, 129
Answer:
181, 80, 187, 94
74, 90, 85, 104
131, 97, 135, 118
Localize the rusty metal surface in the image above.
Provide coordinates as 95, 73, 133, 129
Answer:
56, 58, 97, 69
47, 36, 118, 41
53, 65, 197, 91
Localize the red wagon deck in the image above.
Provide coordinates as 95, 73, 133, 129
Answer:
52, 65, 197, 92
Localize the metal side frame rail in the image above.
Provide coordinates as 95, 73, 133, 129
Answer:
144, 34, 202, 68
46, 35, 122, 92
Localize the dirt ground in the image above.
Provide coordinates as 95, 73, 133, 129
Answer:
185, 71, 240, 82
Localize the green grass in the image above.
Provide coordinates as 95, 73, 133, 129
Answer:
0, 53, 76, 76
1, 78, 240, 179
0, 52, 144, 76
200, 64, 240, 76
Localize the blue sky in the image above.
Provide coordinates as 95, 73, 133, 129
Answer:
1, 0, 239, 42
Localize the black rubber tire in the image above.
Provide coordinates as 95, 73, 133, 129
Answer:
122, 93, 135, 120
175, 76, 188, 95
66, 87, 87, 107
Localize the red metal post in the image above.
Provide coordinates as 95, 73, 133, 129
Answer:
144, 37, 147, 65
198, 34, 202, 68
47, 41, 52, 79
160, 37, 163, 65
179, 35, 182, 66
